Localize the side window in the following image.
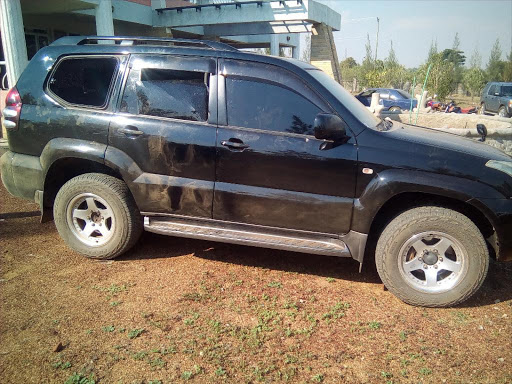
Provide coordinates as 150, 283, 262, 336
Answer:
121, 68, 209, 122
379, 91, 390, 100
488, 84, 496, 95
226, 78, 322, 135
48, 57, 118, 108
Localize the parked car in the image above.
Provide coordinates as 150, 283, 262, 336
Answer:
1, 36, 512, 307
479, 81, 512, 117
355, 88, 417, 112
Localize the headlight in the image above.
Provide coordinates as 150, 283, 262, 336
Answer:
486, 160, 512, 177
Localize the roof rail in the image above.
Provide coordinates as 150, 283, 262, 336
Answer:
51, 36, 238, 51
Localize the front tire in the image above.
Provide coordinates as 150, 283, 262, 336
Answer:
375, 206, 489, 307
54, 173, 143, 259
389, 106, 401, 112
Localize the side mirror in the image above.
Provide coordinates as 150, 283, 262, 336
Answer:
476, 123, 487, 142
314, 113, 347, 142
495, 92, 500, 96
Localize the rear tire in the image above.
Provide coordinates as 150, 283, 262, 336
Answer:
389, 106, 401, 112
498, 106, 508, 118
478, 103, 486, 115
375, 206, 488, 307
54, 173, 143, 259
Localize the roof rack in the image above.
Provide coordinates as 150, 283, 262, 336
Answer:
51, 36, 238, 51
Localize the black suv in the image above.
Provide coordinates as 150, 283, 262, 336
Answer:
2, 36, 512, 307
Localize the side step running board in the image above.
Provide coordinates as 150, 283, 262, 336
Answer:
144, 216, 351, 257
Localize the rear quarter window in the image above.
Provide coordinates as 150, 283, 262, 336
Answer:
48, 56, 119, 108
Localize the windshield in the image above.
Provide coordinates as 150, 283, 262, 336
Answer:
502, 86, 512, 96
397, 89, 413, 99
308, 69, 380, 128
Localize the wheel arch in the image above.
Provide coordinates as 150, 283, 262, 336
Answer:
43, 157, 123, 208
363, 191, 495, 263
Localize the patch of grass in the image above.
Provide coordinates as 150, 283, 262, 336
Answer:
148, 381, 162, 384
381, 371, 393, 379
52, 361, 72, 370
110, 301, 122, 307
322, 302, 351, 323
399, 331, 407, 341
181, 365, 202, 380
419, 367, 432, 376
132, 351, 147, 361
102, 325, 115, 333
453, 311, 469, 323
128, 328, 145, 339
368, 321, 382, 330
184, 312, 200, 326
149, 357, 165, 368
326, 277, 335, 283
64, 373, 95, 384
267, 281, 282, 288
215, 367, 227, 376
312, 373, 324, 382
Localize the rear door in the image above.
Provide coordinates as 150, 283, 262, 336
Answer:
109, 54, 218, 217
213, 59, 357, 234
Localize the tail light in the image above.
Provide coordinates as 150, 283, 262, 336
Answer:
3, 87, 22, 131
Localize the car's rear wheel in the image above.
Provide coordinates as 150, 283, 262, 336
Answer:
389, 106, 401, 112
498, 106, 508, 118
375, 206, 489, 307
478, 103, 486, 115
54, 173, 143, 259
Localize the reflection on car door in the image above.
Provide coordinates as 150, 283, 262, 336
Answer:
109, 54, 218, 217
213, 59, 358, 234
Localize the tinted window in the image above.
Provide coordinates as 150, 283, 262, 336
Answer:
502, 86, 512, 96
488, 84, 497, 95
226, 78, 321, 135
49, 57, 118, 107
122, 69, 208, 122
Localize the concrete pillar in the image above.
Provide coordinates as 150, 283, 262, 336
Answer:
310, 23, 341, 83
270, 34, 279, 56
95, 0, 115, 36
0, 0, 28, 88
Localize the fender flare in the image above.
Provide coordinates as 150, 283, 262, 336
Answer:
351, 168, 503, 234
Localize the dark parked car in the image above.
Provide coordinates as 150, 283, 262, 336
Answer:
356, 88, 417, 112
2, 36, 512, 307
480, 82, 512, 117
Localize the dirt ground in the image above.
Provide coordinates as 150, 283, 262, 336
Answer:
1, 182, 511, 384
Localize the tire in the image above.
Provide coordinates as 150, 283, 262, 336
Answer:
54, 173, 143, 259
478, 103, 485, 115
375, 206, 489, 307
389, 106, 401, 112
498, 106, 508, 118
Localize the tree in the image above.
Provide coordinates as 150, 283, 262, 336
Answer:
502, 50, 512, 82
487, 38, 503, 81
418, 52, 454, 101
463, 67, 486, 101
385, 40, 398, 68
427, 39, 438, 62
469, 46, 482, 69
362, 33, 373, 69
340, 57, 357, 69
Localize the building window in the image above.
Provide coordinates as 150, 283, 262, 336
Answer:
48, 57, 118, 108
226, 78, 322, 135
25, 30, 49, 59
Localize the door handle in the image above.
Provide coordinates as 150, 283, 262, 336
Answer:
221, 140, 249, 150
118, 126, 143, 136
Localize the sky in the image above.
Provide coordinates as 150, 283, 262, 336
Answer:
316, 0, 512, 68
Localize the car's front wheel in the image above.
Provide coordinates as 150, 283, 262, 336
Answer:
375, 206, 489, 307
54, 173, 143, 259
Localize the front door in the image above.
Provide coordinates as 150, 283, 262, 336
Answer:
109, 54, 218, 218
213, 59, 357, 234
